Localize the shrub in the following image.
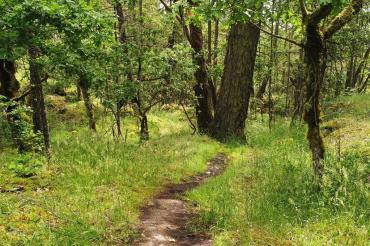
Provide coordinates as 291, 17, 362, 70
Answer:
7, 153, 45, 178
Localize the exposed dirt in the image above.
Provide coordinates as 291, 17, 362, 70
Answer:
135, 153, 228, 246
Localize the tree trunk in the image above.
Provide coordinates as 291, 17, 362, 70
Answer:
78, 75, 97, 131
210, 22, 260, 141
291, 58, 305, 124
353, 47, 370, 89
345, 52, 355, 89
140, 113, 149, 141
76, 85, 82, 101
256, 77, 269, 100
188, 22, 215, 133
0, 59, 20, 98
115, 103, 122, 137
28, 47, 50, 152
299, 0, 364, 181
303, 22, 326, 180
0, 60, 28, 152
213, 19, 219, 87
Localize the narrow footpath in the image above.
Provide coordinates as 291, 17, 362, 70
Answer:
135, 153, 228, 246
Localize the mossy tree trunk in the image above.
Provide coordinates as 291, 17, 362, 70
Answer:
303, 20, 327, 179
299, 0, 364, 180
210, 22, 260, 141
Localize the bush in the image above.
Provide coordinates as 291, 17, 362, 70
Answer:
7, 153, 45, 178
0, 97, 43, 152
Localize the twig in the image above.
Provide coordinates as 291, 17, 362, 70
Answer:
250, 22, 304, 48
180, 102, 197, 134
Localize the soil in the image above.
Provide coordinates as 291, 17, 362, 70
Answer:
135, 153, 228, 246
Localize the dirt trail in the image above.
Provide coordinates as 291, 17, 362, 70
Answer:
135, 153, 228, 246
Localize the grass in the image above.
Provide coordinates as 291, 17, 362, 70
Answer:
187, 93, 370, 245
0, 93, 369, 245
0, 110, 221, 245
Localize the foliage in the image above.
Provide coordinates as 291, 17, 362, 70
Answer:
7, 153, 45, 178
0, 96, 43, 152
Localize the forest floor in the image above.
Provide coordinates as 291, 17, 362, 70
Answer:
0, 93, 369, 245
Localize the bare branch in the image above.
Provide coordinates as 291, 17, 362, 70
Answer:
159, 0, 171, 12
323, 0, 364, 40
159, 0, 191, 42
12, 88, 32, 102
250, 22, 304, 48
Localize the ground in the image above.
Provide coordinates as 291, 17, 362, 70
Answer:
0, 93, 369, 245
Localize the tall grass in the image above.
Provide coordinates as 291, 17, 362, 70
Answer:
188, 117, 369, 245
0, 111, 221, 245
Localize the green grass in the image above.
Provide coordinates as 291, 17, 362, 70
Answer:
0, 110, 221, 245
187, 93, 370, 245
1, 93, 369, 245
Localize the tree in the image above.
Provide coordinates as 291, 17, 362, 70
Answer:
210, 22, 260, 141
160, 0, 216, 132
299, 0, 364, 180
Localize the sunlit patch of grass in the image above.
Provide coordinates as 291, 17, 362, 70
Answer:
323, 93, 370, 121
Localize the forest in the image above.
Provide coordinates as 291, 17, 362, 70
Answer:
0, 0, 369, 245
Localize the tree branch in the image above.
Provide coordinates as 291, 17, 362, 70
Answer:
159, 0, 171, 12
323, 0, 364, 40
250, 22, 304, 48
180, 101, 196, 134
159, 0, 191, 42
12, 88, 32, 102
12, 74, 48, 102
311, 4, 333, 24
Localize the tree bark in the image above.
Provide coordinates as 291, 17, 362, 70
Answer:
78, 75, 97, 131
256, 77, 269, 100
28, 47, 50, 152
353, 46, 370, 88
210, 22, 260, 141
140, 113, 149, 141
76, 85, 82, 101
303, 21, 326, 179
0, 59, 20, 98
213, 19, 219, 86
189, 22, 215, 132
345, 51, 355, 89
299, 0, 364, 180
0, 59, 27, 152
291, 51, 305, 124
